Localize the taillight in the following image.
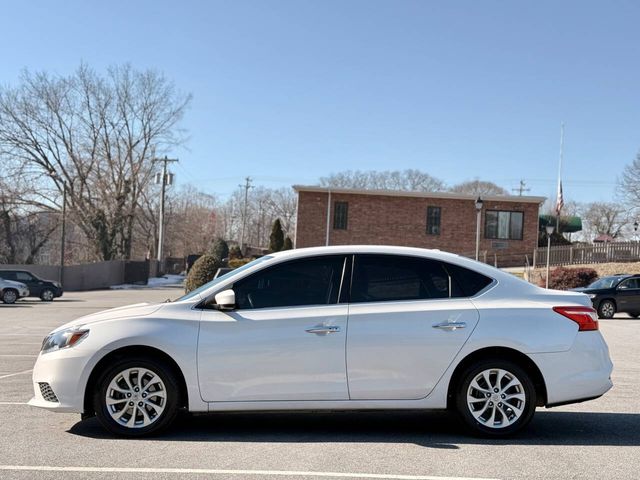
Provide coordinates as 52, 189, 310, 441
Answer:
553, 306, 599, 331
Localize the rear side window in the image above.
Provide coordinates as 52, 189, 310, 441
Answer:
0, 271, 16, 280
233, 255, 346, 309
351, 255, 451, 303
446, 263, 493, 297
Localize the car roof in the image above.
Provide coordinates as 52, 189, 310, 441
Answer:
266, 245, 523, 285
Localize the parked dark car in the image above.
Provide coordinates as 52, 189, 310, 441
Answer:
573, 274, 640, 319
0, 270, 63, 301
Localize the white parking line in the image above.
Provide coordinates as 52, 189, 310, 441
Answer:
0, 354, 37, 357
0, 402, 29, 405
0, 466, 499, 480
0, 369, 33, 380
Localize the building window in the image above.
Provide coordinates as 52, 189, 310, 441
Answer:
426, 206, 441, 235
333, 201, 348, 230
485, 211, 524, 240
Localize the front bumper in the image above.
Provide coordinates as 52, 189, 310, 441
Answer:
28, 348, 94, 413
529, 330, 613, 407
19, 288, 29, 298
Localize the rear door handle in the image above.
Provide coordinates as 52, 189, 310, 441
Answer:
305, 325, 341, 335
432, 321, 467, 331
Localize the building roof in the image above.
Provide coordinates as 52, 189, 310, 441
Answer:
293, 185, 546, 204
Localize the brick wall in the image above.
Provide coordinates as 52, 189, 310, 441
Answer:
295, 191, 540, 264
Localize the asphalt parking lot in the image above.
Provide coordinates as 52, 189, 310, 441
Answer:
0, 289, 639, 480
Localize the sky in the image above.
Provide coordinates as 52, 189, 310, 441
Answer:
1, 0, 639, 204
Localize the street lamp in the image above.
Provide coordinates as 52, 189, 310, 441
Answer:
545, 224, 554, 289
475, 197, 483, 261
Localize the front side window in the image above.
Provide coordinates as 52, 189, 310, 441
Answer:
16, 272, 34, 282
351, 255, 452, 303
233, 255, 345, 309
426, 206, 441, 235
619, 278, 640, 290
485, 211, 524, 240
333, 201, 348, 230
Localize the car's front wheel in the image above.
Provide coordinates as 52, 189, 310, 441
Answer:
93, 357, 180, 437
40, 289, 55, 301
597, 300, 616, 319
455, 360, 536, 437
1, 289, 18, 304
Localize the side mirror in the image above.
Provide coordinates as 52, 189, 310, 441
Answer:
213, 289, 236, 311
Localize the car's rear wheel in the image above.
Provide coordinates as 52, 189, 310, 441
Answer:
628, 311, 639, 318
93, 357, 180, 437
455, 360, 536, 437
40, 289, 55, 301
2, 289, 18, 304
597, 300, 616, 319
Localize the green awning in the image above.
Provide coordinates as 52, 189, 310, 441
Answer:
539, 214, 582, 233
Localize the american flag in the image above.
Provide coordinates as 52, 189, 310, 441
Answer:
555, 180, 564, 216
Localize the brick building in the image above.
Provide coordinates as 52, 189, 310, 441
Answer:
293, 186, 545, 266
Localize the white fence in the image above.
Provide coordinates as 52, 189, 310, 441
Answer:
533, 242, 640, 268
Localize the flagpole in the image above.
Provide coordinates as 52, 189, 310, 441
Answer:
556, 123, 564, 233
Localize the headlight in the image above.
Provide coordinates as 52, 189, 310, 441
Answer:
588, 294, 597, 299
41, 327, 89, 354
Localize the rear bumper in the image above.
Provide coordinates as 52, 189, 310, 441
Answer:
529, 331, 613, 407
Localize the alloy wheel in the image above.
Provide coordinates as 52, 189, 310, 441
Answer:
466, 368, 526, 429
600, 301, 615, 318
3, 290, 17, 304
105, 367, 167, 429
41, 290, 54, 301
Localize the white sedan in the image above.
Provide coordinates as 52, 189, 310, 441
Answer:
29, 246, 613, 437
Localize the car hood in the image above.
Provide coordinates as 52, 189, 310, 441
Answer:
52, 302, 164, 332
571, 288, 612, 295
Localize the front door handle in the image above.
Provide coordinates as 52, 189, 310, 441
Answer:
305, 325, 341, 335
432, 321, 467, 331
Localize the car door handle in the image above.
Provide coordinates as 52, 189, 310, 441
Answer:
305, 325, 341, 335
432, 321, 467, 331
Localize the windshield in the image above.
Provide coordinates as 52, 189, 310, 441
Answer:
174, 256, 274, 302
588, 276, 624, 290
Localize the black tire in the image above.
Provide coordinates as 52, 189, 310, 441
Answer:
2, 289, 18, 304
93, 357, 180, 437
455, 359, 536, 437
597, 300, 616, 319
628, 312, 640, 318
40, 289, 55, 302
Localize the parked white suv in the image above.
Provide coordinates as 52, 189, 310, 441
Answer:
29, 246, 613, 437
0, 278, 30, 304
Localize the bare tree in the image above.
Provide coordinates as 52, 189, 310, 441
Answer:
449, 179, 509, 196
619, 152, 640, 212
319, 169, 446, 192
0, 63, 191, 261
580, 202, 629, 240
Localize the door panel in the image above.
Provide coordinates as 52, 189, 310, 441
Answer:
346, 298, 478, 400
616, 278, 640, 312
198, 305, 348, 402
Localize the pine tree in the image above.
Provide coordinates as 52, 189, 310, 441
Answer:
282, 236, 293, 250
269, 219, 285, 252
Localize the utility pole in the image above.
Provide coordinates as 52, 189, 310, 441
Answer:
512, 180, 530, 196
239, 176, 253, 253
59, 182, 67, 285
152, 156, 178, 265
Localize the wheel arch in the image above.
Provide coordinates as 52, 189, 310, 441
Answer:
83, 345, 189, 417
446, 346, 548, 408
